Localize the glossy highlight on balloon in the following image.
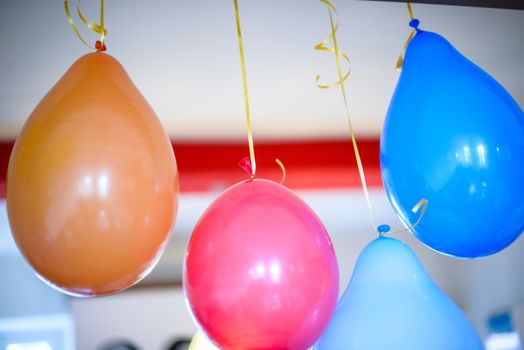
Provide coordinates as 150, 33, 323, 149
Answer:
381, 30, 524, 258
184, 179, 339, 350
315, 237, 483, 350
7, 52, 179, 296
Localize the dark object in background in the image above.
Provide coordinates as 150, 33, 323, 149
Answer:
358, 0, 524, 10
99, 340, 140, 350
167, 338, 191, 350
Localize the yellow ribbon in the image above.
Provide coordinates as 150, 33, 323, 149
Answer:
395, 2, 416, 71
275, 158, 286, 185
64, 0, 107, 50
316, 0, 378, 231
316, 0, 427, 235
383, 199, 428, 236
314, 1, 351, 89
233, 0, 256, 178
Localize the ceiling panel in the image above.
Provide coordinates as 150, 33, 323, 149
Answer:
361, 0, 524, 10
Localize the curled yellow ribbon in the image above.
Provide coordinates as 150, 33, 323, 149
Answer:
316, 0, 427, 235
410, 198, 428, 229
64, 0, 107, 50
233, 0, 256, 178
316, 0, 377, 231
383, 199, 428, 236
77, 0, 107, 41
275, 158, 286, 185
314, 0, 351, 89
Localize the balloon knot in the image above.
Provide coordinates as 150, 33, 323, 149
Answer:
377, 224, 391, 235
95, 40, 107, 52
409, 18, 420, 29
239, 157, 254, 179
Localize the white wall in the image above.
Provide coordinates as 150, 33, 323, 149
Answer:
0, 0, 523, 140
447, 235, 524, 339
2, 189, 524, 348
515, 302, 524, 346
71, 288, 196, 350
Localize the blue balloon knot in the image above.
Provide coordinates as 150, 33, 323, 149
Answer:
409, 18, 420, 29
377, 224, 391, 234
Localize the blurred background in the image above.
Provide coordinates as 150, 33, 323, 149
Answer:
0, 0, 523, 349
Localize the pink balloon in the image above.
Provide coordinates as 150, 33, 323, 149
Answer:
184, 179, 339, 350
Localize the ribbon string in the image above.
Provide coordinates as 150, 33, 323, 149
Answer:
314, 1, 350, 88
316, 0, 427, 235
382, 199, 428, 236
386, 2, 429, 235
64, 0, 107, 51
233, 0, 257, 178
395, 2, 419, 71
316, 0, 378, 232
407, 1, 414, 19
99, 0, 105, 45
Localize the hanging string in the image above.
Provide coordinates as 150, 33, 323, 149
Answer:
233, 0, 256, 178
314, 1, 350, 89
395, 2, 420, 71
316, 0, 427, 235
99, 0, 105, 46
385, 2, 428, 236
64, 0, 107, 51
315, 0, 378, 232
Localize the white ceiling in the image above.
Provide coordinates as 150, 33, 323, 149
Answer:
0, 0, 523, 141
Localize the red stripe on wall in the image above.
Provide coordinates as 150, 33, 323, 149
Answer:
0, 139, 382, 197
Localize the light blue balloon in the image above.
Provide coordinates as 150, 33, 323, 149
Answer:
381, 29, 524, 258
315, 237, 483, 350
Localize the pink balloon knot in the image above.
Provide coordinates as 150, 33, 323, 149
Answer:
239, 157, 254, 178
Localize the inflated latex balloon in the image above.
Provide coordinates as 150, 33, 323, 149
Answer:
184, 178, 339, 350
7, 52, 179, 296
188, 331, 219, 350
315, 236, 483, 350
381, 29, 524, 258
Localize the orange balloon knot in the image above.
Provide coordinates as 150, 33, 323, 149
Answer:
95, 40, 107, 52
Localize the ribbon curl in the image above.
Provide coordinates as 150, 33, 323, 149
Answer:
314, 0, 351, 89
64, 0, 107, 51
381, 199, 429, 236
316, 0, 427, 235
315, 0, 378, 231
275, 158, 286, 185
239, 157, 286, 185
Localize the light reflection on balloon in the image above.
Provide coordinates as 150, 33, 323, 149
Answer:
7, 52, 179, 297
315, 237, 484, 350
381, 30, 524, 258
184, 178, 339, 350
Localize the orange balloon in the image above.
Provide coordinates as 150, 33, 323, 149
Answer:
6, 52, 179, 296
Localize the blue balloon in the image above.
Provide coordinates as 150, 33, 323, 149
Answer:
381, 30, 524, 258
315, 237, 483, 350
